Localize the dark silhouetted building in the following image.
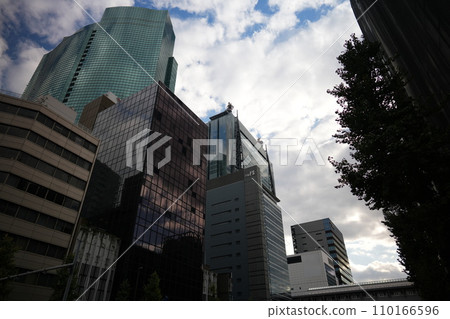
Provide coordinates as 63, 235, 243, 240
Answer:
351, 0, 450, 124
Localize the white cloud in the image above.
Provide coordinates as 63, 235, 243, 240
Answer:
351, 260, 405, 282
2, 0, 404, 279
0, 38, 12, 90
172, 1, 402, 279
0, 0, 135, 94
1, 41, 48, 93
2, 0, 135, 44
152, 0, 266, 39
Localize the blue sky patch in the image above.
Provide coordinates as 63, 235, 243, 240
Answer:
296, 4, 333, 28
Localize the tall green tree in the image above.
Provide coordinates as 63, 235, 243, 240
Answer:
143, 271, 162, 301
0, 234, 17, 300
328, 34, 450, 300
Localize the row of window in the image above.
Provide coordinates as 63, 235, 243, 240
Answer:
0, 101, 97, 152
0, 231, 66, 260
0, 199, 74, 234
15, 267, 57, 288
0, 172, 81, 211
63, 31, 97, 103
0, 146, 86, 190
0, 123, 92, 170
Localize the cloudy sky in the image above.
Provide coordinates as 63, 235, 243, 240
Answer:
0, 0, 405, 282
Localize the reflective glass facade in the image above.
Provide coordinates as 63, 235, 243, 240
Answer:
206, 111, 290, 300
208, 111, 275, 194
82, 82, 207, 300
22, 7, 178, 122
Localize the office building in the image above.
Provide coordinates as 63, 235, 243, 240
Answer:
287, 251, 337, 298
350, 0, 450, 124
291, 218, 353, 285
80, 82, 207, 300
22, 7, 178, 122
74, 226, 121, 301
78, 92, 118, 131
205, 107, 290, 300
0, 93, 98, 300
295, 278, 420, 301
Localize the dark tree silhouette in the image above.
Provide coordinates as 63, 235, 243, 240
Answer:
143, 271, 162, 301
115, 279, 131, 301
328, 34, 450, 300
0, 234, 17, 300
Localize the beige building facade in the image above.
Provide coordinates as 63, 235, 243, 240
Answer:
0, 93, 98, 300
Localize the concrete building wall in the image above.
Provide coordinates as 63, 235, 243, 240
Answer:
0, 93, 98, 300
288, 251, 337, 297
75, 227, 121, 301
291, 218, 353, 285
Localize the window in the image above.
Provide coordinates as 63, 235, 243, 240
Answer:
36, 113, 54, 128
54, 169, 69, 183
5, 174, 20, 187
17, 207, 37, 223
0, 147, 19, 160
0, 102, 18, 114
36, 214, 56, 229
53, 123, 70, 137
8, 126, 28, 138
154, 109, 162, 121
37, 161, 55, 176
17, 108, 37, 119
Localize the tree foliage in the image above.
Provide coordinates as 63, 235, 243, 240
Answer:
143, 271, 162, 301
0, 234, 17, 300
328, 34, 450, 300
115, 279, 131, 301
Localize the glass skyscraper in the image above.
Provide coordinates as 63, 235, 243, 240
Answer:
205, 108, 290, 300
22, 7, 178, 122
80, 82, 207, 300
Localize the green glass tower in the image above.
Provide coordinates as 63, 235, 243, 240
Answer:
22, 7, 177, 122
